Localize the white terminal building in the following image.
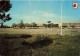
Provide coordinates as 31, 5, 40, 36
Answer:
36, 21, 80, 28
58, 21, 80, 28
9, 21, 80, 28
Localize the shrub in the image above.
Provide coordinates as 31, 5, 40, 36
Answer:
36, 34, 53, 42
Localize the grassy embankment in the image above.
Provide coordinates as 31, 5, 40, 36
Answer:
0, 33, 80, 56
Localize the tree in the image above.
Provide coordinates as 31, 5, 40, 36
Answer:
12, 23, 17, 28
18, 20, 24, 28
47, 21, 51, 28
24, 23, 31, 27
43, 24, 47, 28
0, 0, 12, 28
31, 22, 37, 27
47, 21, 51, 23
48, 23, 52, 28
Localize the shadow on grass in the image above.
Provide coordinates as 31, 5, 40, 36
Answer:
0, 34, 33, 56
19, 34, 32, 38
22, 39, 53, 49
0, 38, 14, 56
1, 34, 32, 39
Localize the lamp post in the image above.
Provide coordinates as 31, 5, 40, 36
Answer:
61, 3, 62, 36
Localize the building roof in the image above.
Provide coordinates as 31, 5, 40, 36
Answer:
62, 21, 80, 23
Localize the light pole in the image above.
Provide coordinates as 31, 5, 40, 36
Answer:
61, 3, 62, 36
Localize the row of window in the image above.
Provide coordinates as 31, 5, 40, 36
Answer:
63, 23, 80, 26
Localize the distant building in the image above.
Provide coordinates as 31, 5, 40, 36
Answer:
58, 21, 80, 28
37, 23, 43, 27
8, 25, 12, 28
10, 21, 80, 29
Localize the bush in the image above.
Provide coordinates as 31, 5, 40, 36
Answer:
36, 34, 53, 41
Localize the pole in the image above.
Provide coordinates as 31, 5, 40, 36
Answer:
40, 19, 42, 29
61, 3, 62, 36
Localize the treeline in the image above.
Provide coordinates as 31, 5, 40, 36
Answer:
12, 20, 59, 28
12, 22, 37, 28
12, 23, 59, 29
0, 25, 11, 28
43, 23, 58, 28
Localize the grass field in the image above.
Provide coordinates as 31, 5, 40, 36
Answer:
0, 28, 80, 56
0, 28, 80, 36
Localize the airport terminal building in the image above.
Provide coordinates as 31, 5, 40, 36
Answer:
58, 21, 80, 28
9, 21, 80, 28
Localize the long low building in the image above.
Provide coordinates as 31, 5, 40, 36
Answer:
58, 21, 80, 28
10, 21, 80, 28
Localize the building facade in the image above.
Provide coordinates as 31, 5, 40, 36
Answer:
58, 21, 80, 28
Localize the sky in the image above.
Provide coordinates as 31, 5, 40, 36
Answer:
4, 0, 80, 25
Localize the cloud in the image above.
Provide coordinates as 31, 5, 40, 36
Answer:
42, 12, 60, 19
43, 12, 55, 17
31, 10, 72, 22
22, 10, 62, 23
11, 10, 72, 23
24, 16, 36, 19
32, 10, 61, 19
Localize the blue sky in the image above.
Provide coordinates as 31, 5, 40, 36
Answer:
4, 0, 80, 25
